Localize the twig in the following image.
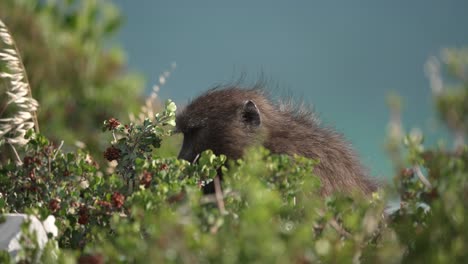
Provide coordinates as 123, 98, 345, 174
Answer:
53, 140, 64, 159
112, 131, 117, 144
8, 143, 22, 165
329, 218, 351, 238
453, 129, 465, 151
199, 190, 240, 204
213, 176, 226, 215
192, 153, 200, 164
413, 165, 432, 189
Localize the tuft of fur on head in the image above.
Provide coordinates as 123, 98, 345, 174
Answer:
176, 84, 378, 196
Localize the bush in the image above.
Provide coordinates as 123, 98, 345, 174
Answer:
0, 92, 466, 263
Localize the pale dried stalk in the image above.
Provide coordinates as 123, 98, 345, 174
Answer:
453, 130, 465, 151
129, 62, 176, 123
425, 53, 466, 150
424, 56, 443, 96
0, 19, 39, 148
213, 176, 226, 215
413, 165, 432, 189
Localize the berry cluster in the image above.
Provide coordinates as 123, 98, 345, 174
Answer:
103, 146, 121, 161
140, 170, 153, 188
111, 192, 125, 209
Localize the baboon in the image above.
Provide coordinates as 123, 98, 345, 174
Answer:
176, 86, 378, 196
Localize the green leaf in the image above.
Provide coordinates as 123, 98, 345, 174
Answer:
165, 100, 177, 112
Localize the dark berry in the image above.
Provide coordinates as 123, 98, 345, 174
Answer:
106, 118, 120, 130
103, 146, 121, 161
78, 254, 104, 264
49, 198, 61, 213
140, 171, 152, 188
78, 206, 89, 225
401, 168, 414, 178
96, 200, 111, 210
111, 192, 125, 209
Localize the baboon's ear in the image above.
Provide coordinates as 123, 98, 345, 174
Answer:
242, 100, 261, 127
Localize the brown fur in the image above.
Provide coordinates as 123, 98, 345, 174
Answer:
176, 86, 378, 196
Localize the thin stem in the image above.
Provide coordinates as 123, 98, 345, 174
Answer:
329, 218, 351, 238
53, 140, 64, 159
213, 176, 226, 215
413, 165, 432, 189
112, 131, 117, 144
8, 143, 22, 165
454, 129, 465, 151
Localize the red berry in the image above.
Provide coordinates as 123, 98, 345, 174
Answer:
111, 192, 125, 209
106, 118, 120, 130
23, 156, 34, 166
401, 168, 414, 178
140, 171, 152, 188
96, 200, 111, 210
78, 206, 89, 225
428, 188, 439, 199
103, 146, 121, 161
28, 170, 36, 181
49, 199, 61, 213
78, 254, 104, 264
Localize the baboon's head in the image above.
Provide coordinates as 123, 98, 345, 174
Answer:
176, 88, 267, 162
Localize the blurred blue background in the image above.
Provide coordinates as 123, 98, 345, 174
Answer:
112, 0, 468, 178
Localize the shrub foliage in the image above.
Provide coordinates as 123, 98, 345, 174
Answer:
0, 89, 466, 263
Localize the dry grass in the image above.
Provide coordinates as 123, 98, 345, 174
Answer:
129, 62, 176, 123
0, 19, 39, 153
